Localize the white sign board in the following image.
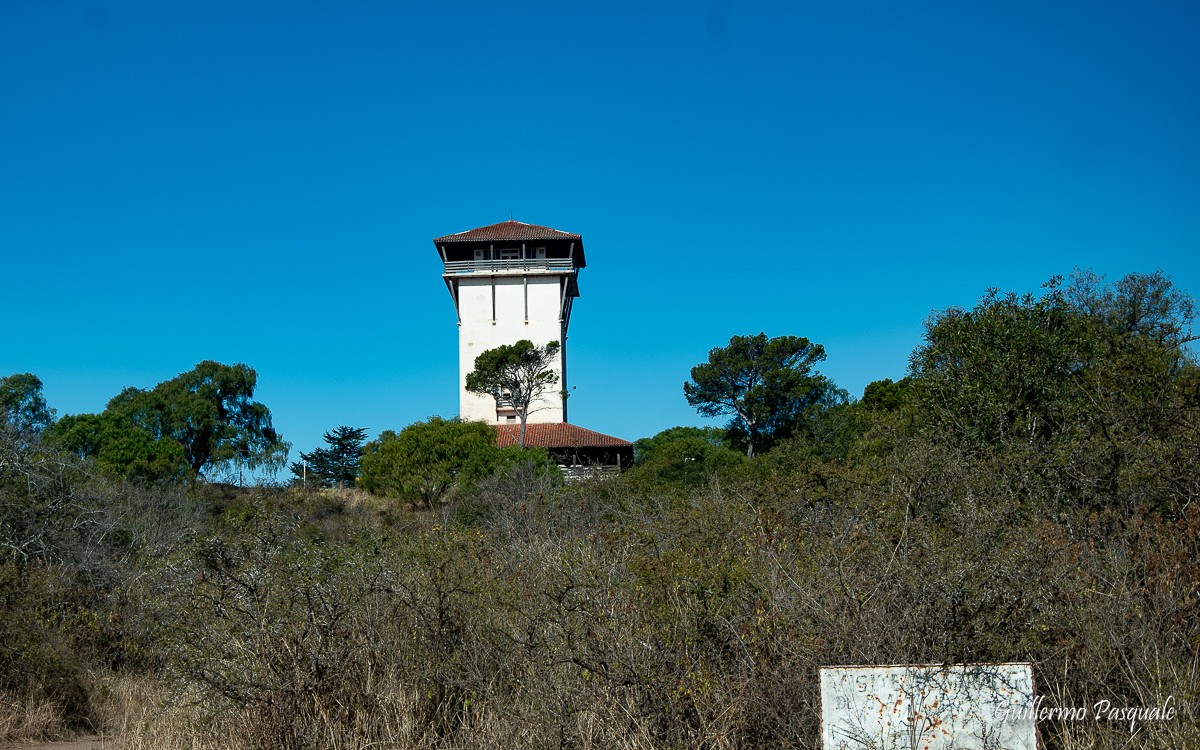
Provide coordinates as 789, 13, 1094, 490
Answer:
819, 663, 1036, 750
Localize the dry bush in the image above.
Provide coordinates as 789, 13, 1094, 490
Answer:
8, 425, 1190, 749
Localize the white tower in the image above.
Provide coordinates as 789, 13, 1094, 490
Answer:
434, 220, 585, 425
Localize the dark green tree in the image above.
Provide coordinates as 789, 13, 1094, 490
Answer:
465, 340, 561, 447
632, 426, 744, 486
0, 373, 56, 435
358, 418, 500, 507
1067, 268, 1196, 349
291, 426, 368, 488
860, 377, 915, 412
105, 361, 288, 478
633, 426, 731, 465
50, 412, 188, 482
910, 271, 1199, 514
684, 333, 841, 457
909, 279, 1088, 448
910, 272, 1198, 448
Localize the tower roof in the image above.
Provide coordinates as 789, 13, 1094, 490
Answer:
434, 220, 586, 269
434, 220, 581, 244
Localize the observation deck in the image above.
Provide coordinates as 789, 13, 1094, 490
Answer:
442, 257, 576, 275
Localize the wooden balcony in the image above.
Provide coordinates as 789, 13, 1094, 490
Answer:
443, 258, 575, 275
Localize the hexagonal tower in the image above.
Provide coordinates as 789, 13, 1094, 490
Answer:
433, 220, 585, 425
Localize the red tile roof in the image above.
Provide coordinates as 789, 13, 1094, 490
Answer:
434, 220, 581, 244
494, 422, 632, 449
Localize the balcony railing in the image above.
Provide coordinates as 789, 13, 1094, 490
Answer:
444, 258, 575, 275
561, 464, 622, 481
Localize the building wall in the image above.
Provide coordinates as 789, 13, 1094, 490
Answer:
457, 273, 568, 423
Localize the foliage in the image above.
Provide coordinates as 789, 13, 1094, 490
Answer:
50, 413, 188, 482
763, 401, 870, 467
104, 361, 289, 478
910, 271, 1199, 515
448, 450, 564, 530
860, 376, 915, 412
910, 279, 1089, 448
359, 417, 500, 507
154, 514, 394, 749
290, 425, 368, 488
0, 429, 161, 739
1067, 267, 1197, 350
684, 332, 844, 457
911, 272, 1196, 446
631, 426, 744, 487
465, 339, 561, 446
633, 425, 730, 463
1, 431, 93, 567
0, 373, 56, 436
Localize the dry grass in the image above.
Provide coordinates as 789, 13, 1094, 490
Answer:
86, 672, 695, 750
0, 689, 68, 743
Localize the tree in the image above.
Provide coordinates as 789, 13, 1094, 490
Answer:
0, 373, 56, 435
357, 417, 554, 507
910, 272, 1198, 449
632, 426, 744, 486
290, 426, 368, 488
683, 333, 840, 457
860, 377, 915, 412
633, 426, 732, 465
909, 279, 1088, 448
50, 412, 188, 482
1067, 268, 1196, 350
465, 340, 561, 447
909, 271, 1199, 514
358, 418, 501, 507
105, 361, 289, 478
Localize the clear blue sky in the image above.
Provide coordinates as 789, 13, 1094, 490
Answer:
3, 1, 1198, 470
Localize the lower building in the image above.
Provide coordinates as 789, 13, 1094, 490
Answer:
493, 422, 632, 480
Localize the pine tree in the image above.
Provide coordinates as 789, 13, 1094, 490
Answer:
291, 425, 368, 487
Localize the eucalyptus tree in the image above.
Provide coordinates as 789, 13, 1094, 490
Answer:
104, 361, 288, 479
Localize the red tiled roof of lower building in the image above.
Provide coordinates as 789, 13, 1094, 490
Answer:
434, 220, 581, 244
493, 422, 632, 449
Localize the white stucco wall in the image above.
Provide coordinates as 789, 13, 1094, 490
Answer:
456, 273, 569, 424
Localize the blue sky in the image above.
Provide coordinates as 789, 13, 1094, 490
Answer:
3, 1, 1198, 469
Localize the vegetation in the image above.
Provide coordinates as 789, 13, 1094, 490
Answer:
51, 411, 189, 482
358, 417, 555, 508
0, 270, 1196, 749
290, 425, 368, 487
632, 426, 744, 486
465, 339, 561, 446
107, 361, 290, 478
684, 333, 844, 456
0, 372, 56, 435
45, 361, 288, 482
